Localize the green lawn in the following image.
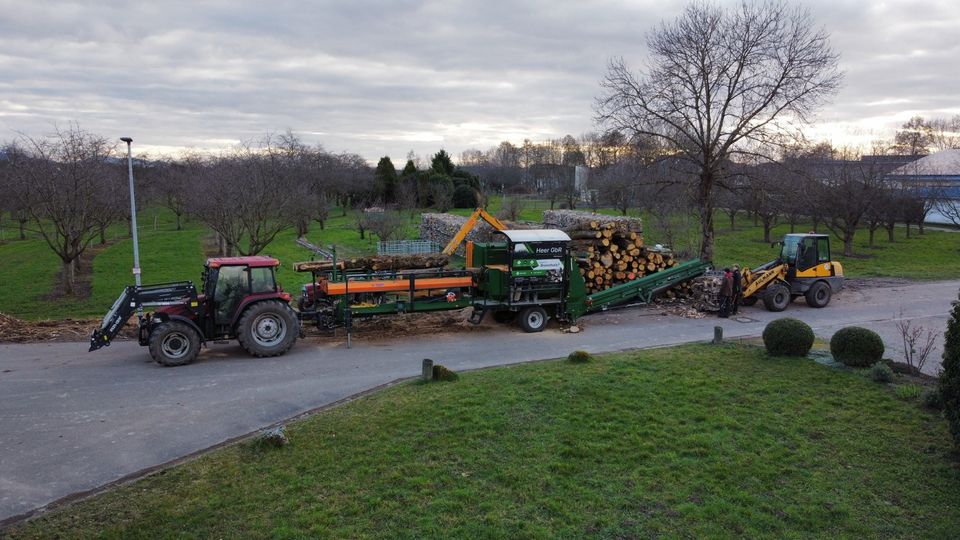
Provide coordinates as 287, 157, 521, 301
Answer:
7, 344, 958, 538
0, 203, 957, 320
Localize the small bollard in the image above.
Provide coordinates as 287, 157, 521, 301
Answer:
712, 326, 723, 344
422, 359, 434, 381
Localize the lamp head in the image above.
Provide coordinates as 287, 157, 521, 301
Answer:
120, 137, 133, 143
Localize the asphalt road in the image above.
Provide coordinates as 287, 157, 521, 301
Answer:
1, 279, 957, 523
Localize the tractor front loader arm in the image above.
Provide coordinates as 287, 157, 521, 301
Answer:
89, 282, 198, 352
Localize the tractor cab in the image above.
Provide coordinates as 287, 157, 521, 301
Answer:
201, 256, 286, 337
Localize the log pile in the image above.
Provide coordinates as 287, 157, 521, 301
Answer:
293, 253, 449, 273
543, 210, 643, 235
418, 213, 498, 256
560, 218, 682, 294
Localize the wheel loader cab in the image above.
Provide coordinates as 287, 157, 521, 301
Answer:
780, 234, 840, 279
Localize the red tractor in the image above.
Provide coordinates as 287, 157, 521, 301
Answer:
90, 256, 299, 366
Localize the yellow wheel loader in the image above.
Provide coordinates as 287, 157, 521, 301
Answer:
740, 233, 844, 312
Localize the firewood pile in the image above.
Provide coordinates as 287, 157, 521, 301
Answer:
418, 213, 502, 256
293, 253, 449, 273
688, 272, 723, 312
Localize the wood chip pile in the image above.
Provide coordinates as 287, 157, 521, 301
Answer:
418, 213, 497, 256
293, 253, 449, 273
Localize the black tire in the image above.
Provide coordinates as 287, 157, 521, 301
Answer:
741, 296, 758, 307
149, 321, 201, 367
805, 281, 832, 308
762, 284, 791, 312
236, 300, 299, 358
492, 310, 516, 324
518, 306, 549, 333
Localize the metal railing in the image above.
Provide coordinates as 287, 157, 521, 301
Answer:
377, 240, 441, 255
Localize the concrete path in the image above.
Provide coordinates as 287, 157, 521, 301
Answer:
1, 279, 957, 523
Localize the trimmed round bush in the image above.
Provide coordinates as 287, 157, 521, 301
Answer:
869, 362, 894, 384
830, 326, 885, 367
567, 350, 593, 363
762, 318, 815, 357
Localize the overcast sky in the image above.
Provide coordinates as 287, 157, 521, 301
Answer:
0, 0, 957, 162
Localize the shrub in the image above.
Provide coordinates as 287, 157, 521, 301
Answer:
452, 184, 478, 209
869, 363, 894, 384
940, 289, 960, 447
830, 327, 885, 367
762, 318, 815, 357
432, 364, 459, 382
895, 384, 922, 400
567, 350, 593, 363
922, 388, 944, 410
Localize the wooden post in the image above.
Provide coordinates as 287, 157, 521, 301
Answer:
422, 359, 434, 381
712, 326, 723, 344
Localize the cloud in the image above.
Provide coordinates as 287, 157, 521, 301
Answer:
0, 0, 956, 160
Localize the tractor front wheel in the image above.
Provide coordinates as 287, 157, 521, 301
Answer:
237, 301, 299, 358
518, 306, 548, 333
805, 281, 832, 308
149, 321, 201, 367
762, 284, 791, 312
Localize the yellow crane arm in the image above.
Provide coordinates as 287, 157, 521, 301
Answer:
441, 208, 507, 256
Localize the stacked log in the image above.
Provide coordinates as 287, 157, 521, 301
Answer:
293, 253, 449, 273
543, 210, 643, 235
561, 219, 681, 294
418, 213, 498, 256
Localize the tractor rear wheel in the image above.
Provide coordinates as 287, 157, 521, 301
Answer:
492, 310, 516, 324
805, 281, 832, 308
149, 321, 201, 367
518, 306, 548, 333
762, 284, 791, 312
236, 300, 299, 358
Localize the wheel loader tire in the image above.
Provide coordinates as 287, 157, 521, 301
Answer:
805, 281, 832, 308
149, 321, 201, 367
741, 296, 758, 307
762, 284, 791, 312
518, 306, 548, 333
492, 310, 516, 324
236, 300, 299, 358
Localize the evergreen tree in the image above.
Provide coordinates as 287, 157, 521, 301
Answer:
374, 156, 398, 203
940, 289, 960, 447
431, 149, 455, 176
401, 159, 417, 177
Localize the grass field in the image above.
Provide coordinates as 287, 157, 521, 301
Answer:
6, 344, 958, 538
0, 200, 957, 319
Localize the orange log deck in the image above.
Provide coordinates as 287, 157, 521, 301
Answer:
320, 275, 473, 296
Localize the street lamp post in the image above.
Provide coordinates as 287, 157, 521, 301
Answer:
120, 137, 143, 301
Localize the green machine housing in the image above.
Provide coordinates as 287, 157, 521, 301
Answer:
467, 230, 712, 332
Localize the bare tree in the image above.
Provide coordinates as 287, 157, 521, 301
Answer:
596, 1, 841, 260
596, 158, 641, 215
895, 311, 939, 374
814, 154, 886, 256
7, 126, 118, 293
367, 210, 405, 242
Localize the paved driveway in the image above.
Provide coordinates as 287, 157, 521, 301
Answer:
1, 279, 957, 523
